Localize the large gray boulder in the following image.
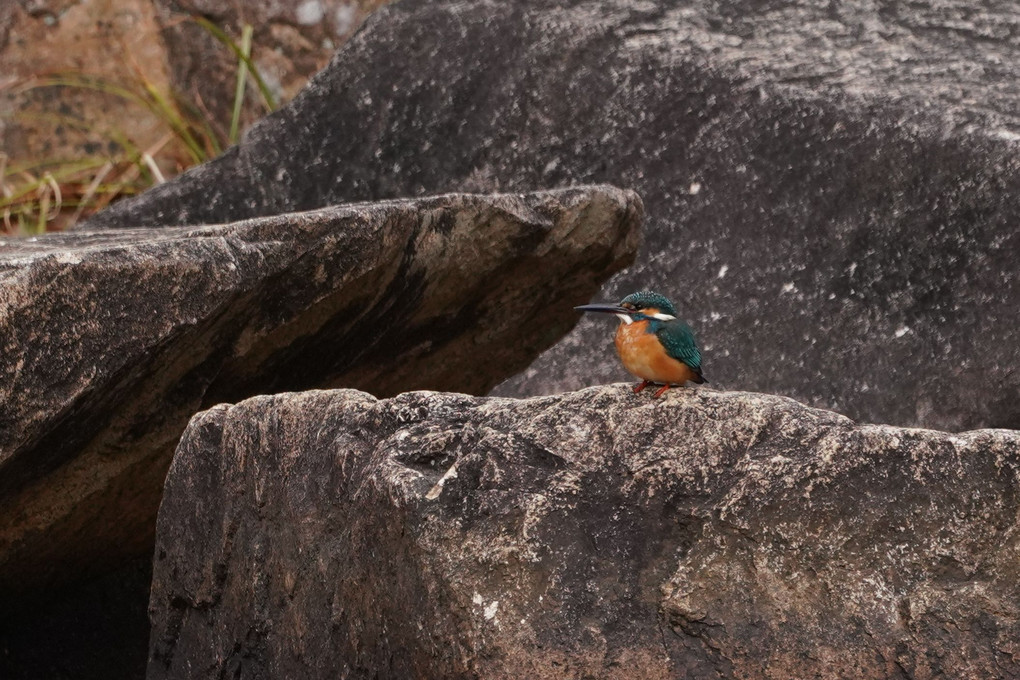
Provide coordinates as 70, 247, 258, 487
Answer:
0, 186, 639, 594
150, 384, 1020, 679
81, 0, 1020, 430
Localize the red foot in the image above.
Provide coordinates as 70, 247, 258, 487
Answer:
652, 384, 671, 399
633, 380, 652, 394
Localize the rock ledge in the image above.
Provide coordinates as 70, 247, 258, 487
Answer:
151, 384, 1020, 679
0, 185, 639, 593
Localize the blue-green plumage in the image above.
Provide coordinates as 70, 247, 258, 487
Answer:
575, 289, 708, 392
620, 291, 676, 316
622, 291, 703, 378
653, 320, 704, 379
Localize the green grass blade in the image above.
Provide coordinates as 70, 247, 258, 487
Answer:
138, 80, 206, 163
0, 161, 110, 207
21, 73, 207, 164
193, 16, 278, 111
3, 154, 108, 178
229, 24, 254, 144
20, 73, 151, 108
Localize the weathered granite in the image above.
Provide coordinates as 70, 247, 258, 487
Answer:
150, 384, 1020, 679
0, 185, 639, 593
81, 0, 1020, 430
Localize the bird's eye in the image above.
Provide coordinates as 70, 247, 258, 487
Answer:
622, 303, 635, 310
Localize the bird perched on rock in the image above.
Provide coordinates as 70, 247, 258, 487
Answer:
575, 290, 706, 398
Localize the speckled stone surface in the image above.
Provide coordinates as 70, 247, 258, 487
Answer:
0, 186, 638, 595
82, 0, 1020, 430
150, 385, 1020, 679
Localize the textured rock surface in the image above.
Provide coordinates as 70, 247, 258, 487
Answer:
82, 0, 1020, 430
0, 185, 639, 594
151, 385, 1020, 679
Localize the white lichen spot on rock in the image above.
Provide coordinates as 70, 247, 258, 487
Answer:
484, 600, 499, 621
717, 264, 728, 278
688, 182, 702, 195
425, 461, 459, 500
991, 129, 1020, 142
471, 592, 500, 623
53, 253, 83, 265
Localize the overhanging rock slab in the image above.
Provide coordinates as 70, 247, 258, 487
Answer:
0, 186, 639, 593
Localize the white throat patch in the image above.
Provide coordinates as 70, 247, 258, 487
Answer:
616, 313, 634, 325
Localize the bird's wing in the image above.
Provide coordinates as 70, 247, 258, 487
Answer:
656, 320, 703, 372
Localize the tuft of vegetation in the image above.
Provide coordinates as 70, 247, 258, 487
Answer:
0, 17, 276, 236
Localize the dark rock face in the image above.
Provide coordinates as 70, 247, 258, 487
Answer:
0, 186, 639, 594
0, 557, 151, 680
80, 0, 1020, 431
150, 385, 1020, 679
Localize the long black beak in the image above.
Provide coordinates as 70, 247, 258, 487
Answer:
574, 303, 630, 315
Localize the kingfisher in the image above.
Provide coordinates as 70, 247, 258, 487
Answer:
575, 290, 706, 398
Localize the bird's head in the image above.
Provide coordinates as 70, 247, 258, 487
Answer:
575, 290, 678, 325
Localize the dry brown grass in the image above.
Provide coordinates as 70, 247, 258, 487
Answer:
0, 17, 275, 235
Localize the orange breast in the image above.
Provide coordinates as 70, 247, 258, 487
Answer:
615, 320, 698, 385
